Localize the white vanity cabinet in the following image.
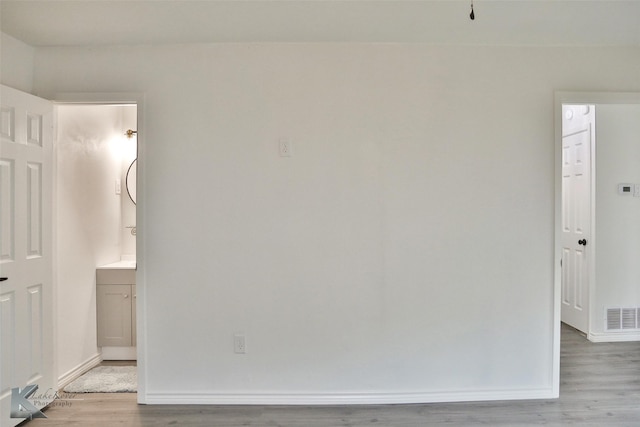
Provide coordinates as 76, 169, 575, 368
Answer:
96, 263, 136, 347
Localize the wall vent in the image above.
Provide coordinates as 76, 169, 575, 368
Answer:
606, 307, 640, 331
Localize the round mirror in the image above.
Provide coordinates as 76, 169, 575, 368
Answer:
126, 159, 137, 205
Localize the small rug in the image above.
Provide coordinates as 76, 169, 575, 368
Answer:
64, 366, 137, 393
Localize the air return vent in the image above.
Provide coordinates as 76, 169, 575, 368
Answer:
606, 307, 639, 330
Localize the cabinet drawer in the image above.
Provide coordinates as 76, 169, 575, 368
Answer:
96, 268, 135, 284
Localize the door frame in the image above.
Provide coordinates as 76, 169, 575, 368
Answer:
553, 91, 640, 395
51, 92, 147, 402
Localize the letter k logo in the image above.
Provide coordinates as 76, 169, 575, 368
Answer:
10, 385, 47, 419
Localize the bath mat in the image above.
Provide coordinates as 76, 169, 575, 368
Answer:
64, 366, 136, 393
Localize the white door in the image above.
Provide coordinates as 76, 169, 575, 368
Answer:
0, 85, 54, 426
561, 104, 594, 333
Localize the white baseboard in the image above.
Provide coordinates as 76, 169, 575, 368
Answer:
142, 387, 555, 405
57, 353, 102, 390
101, 346, 137, 360
589, 330, 640, 342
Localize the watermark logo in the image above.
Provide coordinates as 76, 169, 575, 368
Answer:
10, 384, 83, 420
10, 385, 47, 420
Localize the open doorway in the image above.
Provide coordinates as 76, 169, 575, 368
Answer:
554, 92, 640, 393
556, 92, 640, 337
55, 103, 138, 391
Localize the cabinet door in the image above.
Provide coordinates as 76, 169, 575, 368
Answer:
97, 284, 132, 346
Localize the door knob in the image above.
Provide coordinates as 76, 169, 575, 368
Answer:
578, 239, 587, 246
0, 277, 7, 281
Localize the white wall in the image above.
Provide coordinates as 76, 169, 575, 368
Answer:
592, 104, 640, 337
32, 44, 640, 403
56, 105, 134, 382
121, 107, 137, 258
0, 32, 34, 93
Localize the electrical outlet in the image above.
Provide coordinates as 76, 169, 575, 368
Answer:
279, 139, 292, 157
234, 334, 246, 354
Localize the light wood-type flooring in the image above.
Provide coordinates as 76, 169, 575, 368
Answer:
22, 324, 640, 426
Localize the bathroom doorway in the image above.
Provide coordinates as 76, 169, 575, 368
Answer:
55, 102, 139, 389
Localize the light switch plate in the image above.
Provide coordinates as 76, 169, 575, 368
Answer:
279, 139, 292, 157
234, 334, 246, 354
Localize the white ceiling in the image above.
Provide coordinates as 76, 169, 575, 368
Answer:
1, 1, 639, 47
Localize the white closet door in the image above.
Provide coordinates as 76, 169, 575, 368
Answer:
561, 104, 594, 333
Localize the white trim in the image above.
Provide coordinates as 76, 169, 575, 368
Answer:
552, 95, 563, 399
101, 346, 137, 361
589, 331, 640, 343
57, 353, 102, 390
554, 92, 640, 106
50, 92, 144, 105
143, 388, 556, 405
51, 97, 60, 404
